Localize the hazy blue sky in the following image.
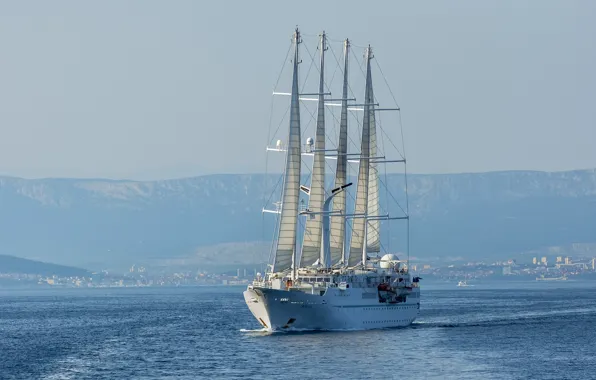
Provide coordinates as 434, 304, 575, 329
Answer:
0, 0, 594, 180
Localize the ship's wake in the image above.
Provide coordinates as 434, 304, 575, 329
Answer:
412, 306, 596, 329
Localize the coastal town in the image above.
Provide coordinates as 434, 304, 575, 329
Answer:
2, 255, 595, 289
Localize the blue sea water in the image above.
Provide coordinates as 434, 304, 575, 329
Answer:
1, 281, 596, 380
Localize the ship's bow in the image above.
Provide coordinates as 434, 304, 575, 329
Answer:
243, 286, 273, 329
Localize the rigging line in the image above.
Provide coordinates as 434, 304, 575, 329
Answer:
269, 104, 291, 146
373, 58, 402, 110
398, 99, 407, 164
351, 48, 367, 84
377, 110, 391, 251
367, 220, 386, 255
400, 112, 410, 214
325, 101, 340, 149
378, 175, 408, 217
376, 120, 405, 161
402, 161, 410, 267
326, 36, 370, 50
268, 207, 281, 272
371, 83, 405, 160
262, 174, 284, 210
301, 42, 317, 93
374, 58, 407, 160
273, 42, 294, 92
370, 75, 405, 161
325, 41, 341, 94
261, 210, 266, 271
299, 99, 317, 138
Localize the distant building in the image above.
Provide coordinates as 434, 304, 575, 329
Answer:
237, 268, 241, 277
532, 257, 537, 265
243, 268, 247, 277
565, 257, 571, 265
541, 257, 547, 265
503, 266, 512, 275
556, 256, 563, 263
423, 264, 431, 270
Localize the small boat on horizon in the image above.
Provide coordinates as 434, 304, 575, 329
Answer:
536, 275, 568, 281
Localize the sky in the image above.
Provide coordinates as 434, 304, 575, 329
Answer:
0, 0, 594, 180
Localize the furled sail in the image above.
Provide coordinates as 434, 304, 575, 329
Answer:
273, 30, 301, 272
329, 39, 350, 266
348, 46, 374, 267
366, 51, 380, 253
300, 32, 327, 267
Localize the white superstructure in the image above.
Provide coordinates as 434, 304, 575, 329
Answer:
245, 28, 419, 331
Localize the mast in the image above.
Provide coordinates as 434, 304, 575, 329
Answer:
329, 38, 349, 266
300, 31, 327, 268
348, 45, 374, 267
272, 28, 302, 276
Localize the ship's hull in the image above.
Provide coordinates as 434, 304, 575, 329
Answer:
244, 285, 420, 330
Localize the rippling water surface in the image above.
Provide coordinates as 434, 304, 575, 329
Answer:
2, 282, 595, 379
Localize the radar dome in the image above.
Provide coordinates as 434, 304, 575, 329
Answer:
380, 253, 400, 269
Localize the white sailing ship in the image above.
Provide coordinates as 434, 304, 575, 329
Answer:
244, 28, 420, 330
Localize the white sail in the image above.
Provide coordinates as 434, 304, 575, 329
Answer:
348, 46, 374, 267
300, 33, 327, 267
273, 30, 301, 273
329, 39, 350, 265
366, 53, 380, 253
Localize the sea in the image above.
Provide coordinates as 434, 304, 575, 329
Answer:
1, 281, 595, 380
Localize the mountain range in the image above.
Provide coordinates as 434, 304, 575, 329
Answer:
1, 169, 595, 271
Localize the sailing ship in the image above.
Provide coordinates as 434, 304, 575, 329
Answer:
244, 28, 420, 330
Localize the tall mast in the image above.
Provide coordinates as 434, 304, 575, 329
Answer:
330, 38, 350, 266
272, 28, 302, 276
348, 45, 374, 267
300, 31, 327, 268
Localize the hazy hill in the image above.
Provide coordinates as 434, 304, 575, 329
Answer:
0, 254, 89, 277
1, 169, 595, 269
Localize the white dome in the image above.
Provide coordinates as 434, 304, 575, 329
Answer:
380, 253, 400, 269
